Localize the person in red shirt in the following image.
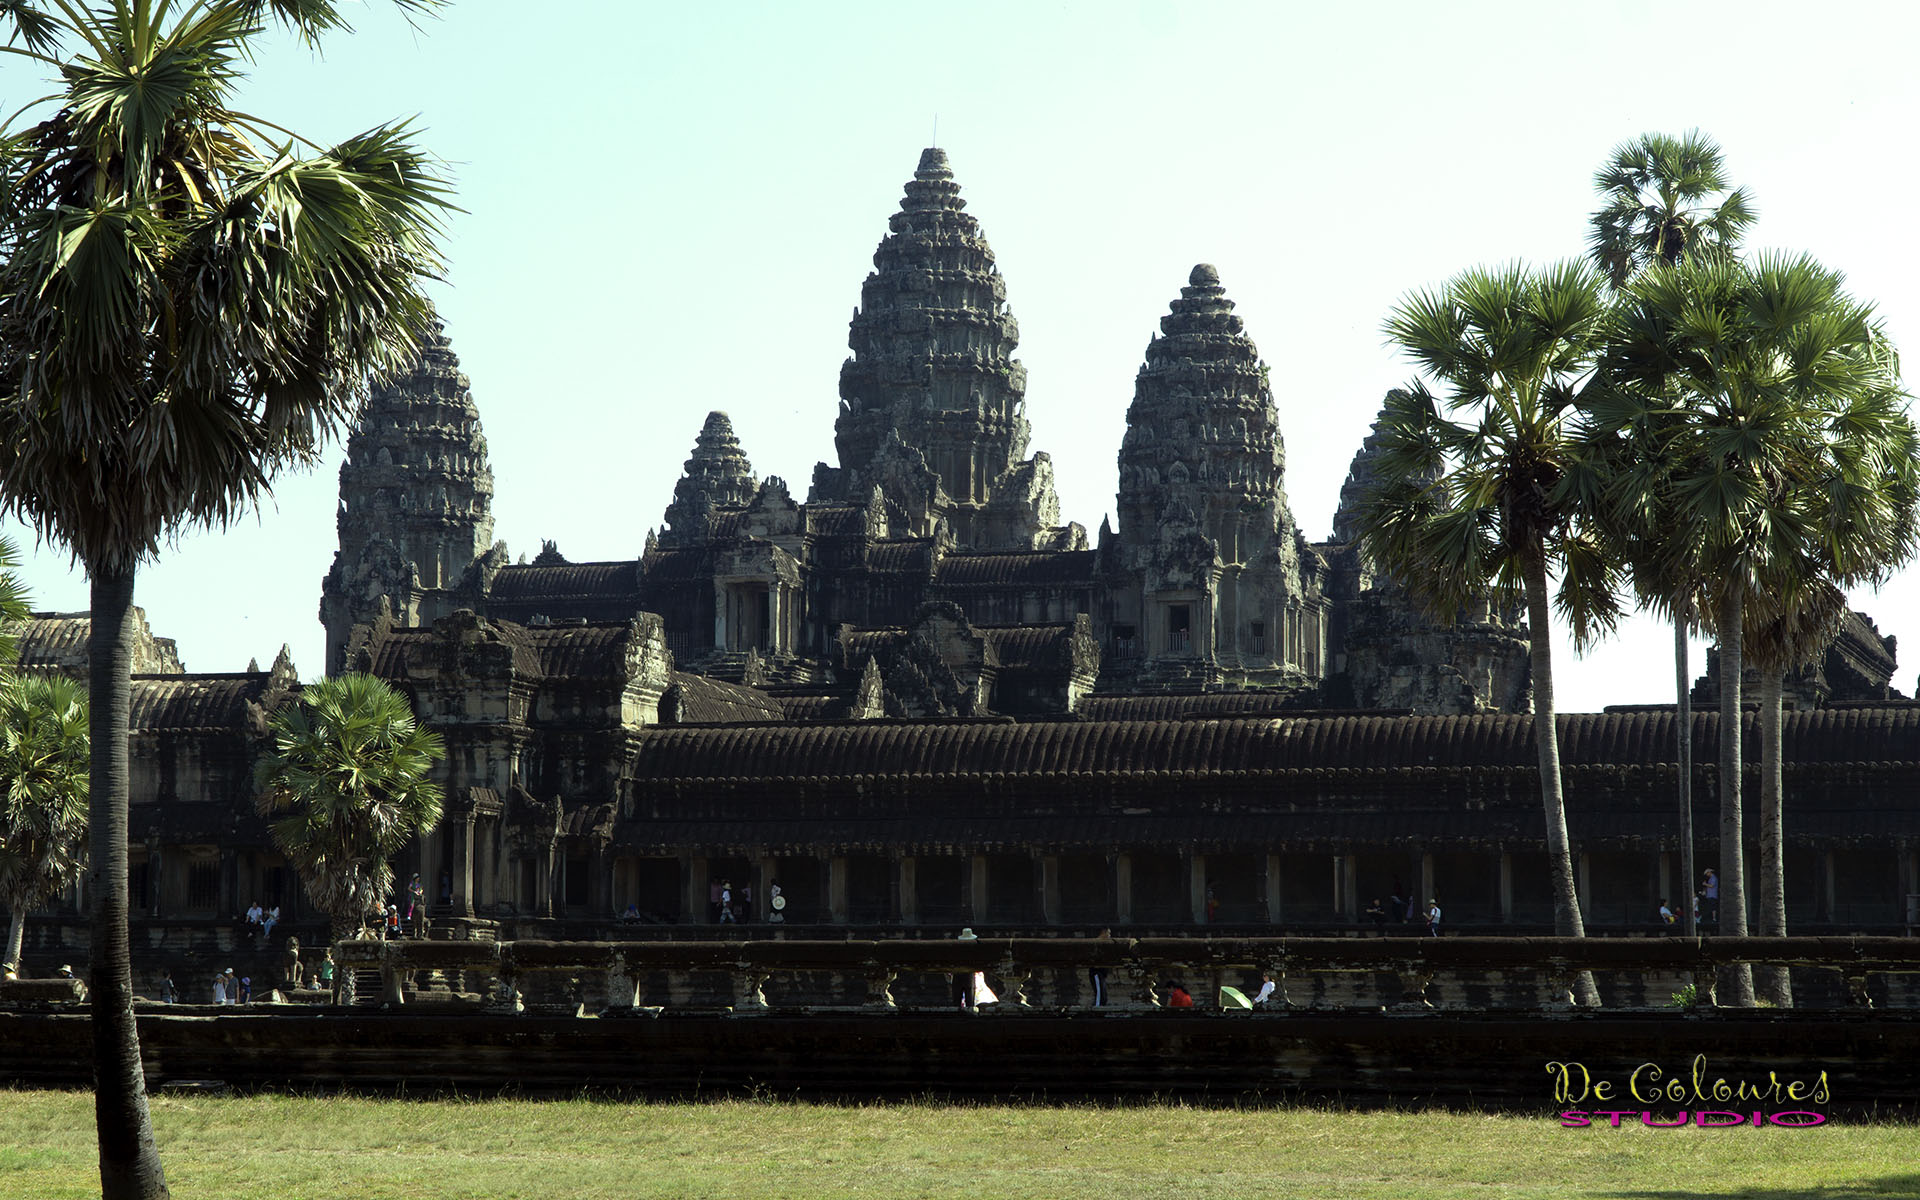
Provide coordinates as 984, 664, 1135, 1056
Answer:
1166, 982, 1194, 1008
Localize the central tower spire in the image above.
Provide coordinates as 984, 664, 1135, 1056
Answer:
813, 148, 1054, 547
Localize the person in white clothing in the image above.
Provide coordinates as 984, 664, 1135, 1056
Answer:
1252, 972, 1278, 1007
1426, 899, 1442, 937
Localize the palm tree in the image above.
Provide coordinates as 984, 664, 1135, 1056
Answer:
0, 5, 448, 1194
1596, 252, 1916, 1006
1358, 261, 1621, 1005
1589, 130, 1754, 289
1588, 130, 1755, 937
256, 673, 443, 945
0, 672, 89, 971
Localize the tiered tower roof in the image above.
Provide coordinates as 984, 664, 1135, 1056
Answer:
1117, 264, 1289, 562
823, 148, 1033, 540
334, 316, 494, 590
661, 411, 758, 544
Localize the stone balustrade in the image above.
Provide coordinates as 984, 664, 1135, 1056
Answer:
327, 936, 1920, 1015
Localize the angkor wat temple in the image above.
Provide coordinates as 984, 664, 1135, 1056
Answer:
10, 151, 1919, 978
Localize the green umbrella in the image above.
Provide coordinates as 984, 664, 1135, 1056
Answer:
1219, 985, 1253, 1010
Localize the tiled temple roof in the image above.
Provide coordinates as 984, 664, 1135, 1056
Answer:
776, 694, 854, 721
130, 674, 273, 734
661, 673, 786, 724
490, 561, 640, 604
525, 624, 635, 680
935, 551, 1097, 587
1076, 694, 1394, 721
367, 625, 544, 679
805, 506, 866, 537
866, 541, 933, 573
980, 624, 1075, 669
16, 612, 89, 663
629, 709, 1920, 782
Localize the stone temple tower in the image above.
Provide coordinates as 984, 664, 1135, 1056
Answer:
811, 148, 1067, 549
320, 316, 496, 673
660, 411, 759, 546
1106, 264, 1328, 688
1117, 263, 1291, 559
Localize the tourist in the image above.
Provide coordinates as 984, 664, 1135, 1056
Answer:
1426, 898, 1442, 937
1088, 928, 1112, 1006
1365, 898, 1387, 928
719, 879, 734, 923
211, 969, 226, 1004
1252, 972, 1277, 1008
1658, 899, 1675, 927
160, 973, 176, 1004
386, 904, 402, 939
1206, 884, 1219, 924
1701, 869, 1719, 929
1166, 981, 1194, 1008
440, 868, 452, 904
620, 902, 641, 924
261, 904, 279, 941
237, 976, 252, 1005
318, 951, 335, 999
953, 927, 979, 1010
245, 900, 263, 929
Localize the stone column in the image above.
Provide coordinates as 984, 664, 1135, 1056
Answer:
827, 855, 849, 924
449, 813, 476, 919
713, 582, 729, 651
1264, 853, 1282, 925
765, 586, 782, 654
683, 853, 708, 926
1498, 852, 1514, 923
535, 840, 556, 920
753, 852, 775, 922
1039, 855, 1060, 925
588, 842, 611, 917
1113, 854, 1133, 925
150, 845, 164, 919
1187, 853, 1207, 925
896, 856, 917, 926
969, 854, 988, 924
1576, 853, 1591, 919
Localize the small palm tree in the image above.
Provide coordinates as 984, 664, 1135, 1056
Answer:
256, 674, 443, 945
0, 6, 448, 1191
1597, 253, 1917, 1005
0, 672, 89, 971
1359, 261, 1621, 1005
1588, 130, 1755, 937
1589, 130, 1754, 289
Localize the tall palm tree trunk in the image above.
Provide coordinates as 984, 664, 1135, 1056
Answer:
1716, 583, 1755, 1007
1675, 617, 1696, 937
1756, 668, 1792, 1007
86, 565, 169, 1199
5, 908, 24, 969
1524, 553, 1599, 1006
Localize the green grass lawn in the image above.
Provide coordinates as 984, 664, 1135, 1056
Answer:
3, 1091, 1916, 1199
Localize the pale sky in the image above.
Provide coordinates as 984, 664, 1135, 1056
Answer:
6, 1, 1919, 710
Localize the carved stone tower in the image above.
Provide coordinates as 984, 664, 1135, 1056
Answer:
813, 147, 1062, 548
320, 317, 496, 673
1318, 395, 1531, 714
661, 411, 759, 546
1118, 263, 1291, 558
1106, 264, 1326, 689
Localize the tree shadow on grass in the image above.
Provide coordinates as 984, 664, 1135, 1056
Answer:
1604, 1179, 1920, 1200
